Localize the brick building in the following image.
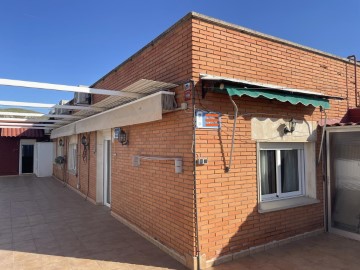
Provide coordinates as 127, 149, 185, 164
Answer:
50, 12, 358, 269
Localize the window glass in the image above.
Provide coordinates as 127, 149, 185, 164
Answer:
280, 150, 299, 193
260, 150, 276, 195
68, 143, 77, 172
259, 143, 304, 202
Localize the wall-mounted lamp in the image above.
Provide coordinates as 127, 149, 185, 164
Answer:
59, 138, 64, 147
284, 118, 297, 134
81, 135, 89, 147
118, 129, 128, 145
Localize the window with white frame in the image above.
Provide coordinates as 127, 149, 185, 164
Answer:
68, 143, 77, 173
259, 143, 305, 202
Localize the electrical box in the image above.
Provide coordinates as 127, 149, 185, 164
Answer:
175, 159, 183, 173
196, 110, 221, 129
132, 156, 140, 167
196, 158, 208, 165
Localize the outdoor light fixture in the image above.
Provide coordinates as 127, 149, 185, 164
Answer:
284, 118, 297, 134
81, 135, 89, 147
59, 138, 64, 147
118, 129, 128, 145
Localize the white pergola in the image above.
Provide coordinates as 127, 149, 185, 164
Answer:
0, 78, 177, 136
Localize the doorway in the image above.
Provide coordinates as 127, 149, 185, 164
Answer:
327, 129, 360, 241
19, 140, 35, 174
103, 139, 111, 207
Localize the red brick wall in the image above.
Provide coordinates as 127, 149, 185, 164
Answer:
111, 110, 194, 257
0, 137, 19, 175
89, 18, 196, 260
191, 16, 359, 261
92, 18, 193, 104
53, 134, 97, 202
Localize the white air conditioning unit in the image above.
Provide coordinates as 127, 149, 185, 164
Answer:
74, 92, 91, 105
55, 100, 71, 115
55, 108, 70, 115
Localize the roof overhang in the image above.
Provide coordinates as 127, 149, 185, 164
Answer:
0, 128, 44, 138
0, 78, 178, 135
50, 91, 175, 139
200, 74, 344, 109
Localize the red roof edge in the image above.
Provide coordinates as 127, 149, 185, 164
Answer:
0, 128, 44, 138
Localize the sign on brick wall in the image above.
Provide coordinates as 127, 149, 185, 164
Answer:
196, 110, 221, 129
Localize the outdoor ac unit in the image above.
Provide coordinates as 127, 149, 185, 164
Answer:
74, 92, 91, 105
55, 108, 70, 115
55, 100, 71, 115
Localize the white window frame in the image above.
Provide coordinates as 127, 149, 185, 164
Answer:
68, 143, 77, 173
67, 135, 78, 174
259, 142, 305, 202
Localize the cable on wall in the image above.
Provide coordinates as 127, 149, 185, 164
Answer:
191, 79, 201, 270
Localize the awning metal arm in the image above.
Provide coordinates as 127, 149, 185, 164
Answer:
226, 95, 238, 173
318, 107, 327, 164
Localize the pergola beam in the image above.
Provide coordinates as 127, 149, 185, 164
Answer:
0, 100, 104, 111
0, 126, 49, 130
0, 118, 70, 123
0, 78, 144, 98
0, 122, 60, 127
0, 111, 84, 119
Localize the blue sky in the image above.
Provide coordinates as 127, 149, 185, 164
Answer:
0, 0, 359, 113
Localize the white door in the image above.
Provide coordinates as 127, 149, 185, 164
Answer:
103, 139, 111, 207
35, 142, 54, 177
19, 139, 36, 174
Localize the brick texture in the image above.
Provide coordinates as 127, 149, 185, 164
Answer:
191, 17, 359, 261
52, 13, 360, 267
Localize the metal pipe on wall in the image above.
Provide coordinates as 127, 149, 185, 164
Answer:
226, 95, 239, 173
191, 79, 201, 270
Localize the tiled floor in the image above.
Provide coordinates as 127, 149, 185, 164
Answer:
209, 233, 360, 270
1, 175, 360, 270
0, 175, 187, 270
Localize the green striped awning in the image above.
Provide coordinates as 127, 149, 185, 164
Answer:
227, 87, 330, 109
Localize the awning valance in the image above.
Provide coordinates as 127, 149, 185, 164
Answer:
227, 87, 330, 109
200, 74, 345, 109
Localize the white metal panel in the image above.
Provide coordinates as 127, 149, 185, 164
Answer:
51, 123, 76, 138
0, 123, 60, 127
0, 118, 70, 123
0, 100, 103, 111
72, 79, 177, 118
0, 78, 143, 98
75, 92, 165, 134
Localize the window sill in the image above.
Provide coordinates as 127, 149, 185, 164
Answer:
259, 196, 320, 213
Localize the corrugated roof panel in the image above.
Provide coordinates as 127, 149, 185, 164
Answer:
0, 128, 44, 138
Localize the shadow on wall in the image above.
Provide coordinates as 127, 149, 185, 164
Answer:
0, 175, 186, 270
213, 203, 323, 266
